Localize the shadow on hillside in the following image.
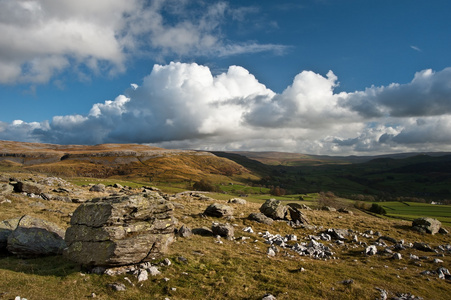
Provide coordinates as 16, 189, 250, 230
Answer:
0, 253, 81, 277
392, 224, 413, 232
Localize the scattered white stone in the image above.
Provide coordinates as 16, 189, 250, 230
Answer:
148, 266, 161, 276
162, 258, 172, 266
433, 258, 444, 263
365, 245, 378, 256
124, 277, 135, 286
137, 269, 148, 282
243, 226, 254, 233
267, 247, 276, 257
393, 253, 402, 260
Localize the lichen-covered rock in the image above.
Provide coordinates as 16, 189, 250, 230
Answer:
204, 203, 234, 218
0, 217, 20, 251
0, 183, 13, 195
6, 215, 66, 257
64, 192, 176, 267
260, 199, 287, 220
412, 217, 442, 235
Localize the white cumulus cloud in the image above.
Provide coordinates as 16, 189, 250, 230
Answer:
2, 63, 451, 155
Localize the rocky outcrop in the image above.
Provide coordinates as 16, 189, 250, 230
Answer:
64, 192, 176, 267
6, 215, 66, 258
0, 217, 20, 251
260, 199, 287, 220
412, 217, 442, 235
204, 203, 234, 218
0, 183, 13, 195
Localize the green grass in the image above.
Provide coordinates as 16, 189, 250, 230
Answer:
379, 201, 451, 226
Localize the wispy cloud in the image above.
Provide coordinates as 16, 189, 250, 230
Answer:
0, 0, 287, 84
410, 45, 422, 52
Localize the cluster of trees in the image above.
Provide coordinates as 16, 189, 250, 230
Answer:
354, 201, 387, 215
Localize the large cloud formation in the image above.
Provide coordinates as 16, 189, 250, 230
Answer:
2, 62, 451, 155
0, 0, 285, 84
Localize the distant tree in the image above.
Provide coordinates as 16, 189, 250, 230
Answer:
270, 186, 286, 196
193, 179, 218, 192
369, 203, 387, 215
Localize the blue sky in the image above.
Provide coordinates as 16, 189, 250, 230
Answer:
1, 0, 451, 155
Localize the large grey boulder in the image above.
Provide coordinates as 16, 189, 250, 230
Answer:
64, 192, 176, 267
6, 215, 66, 258
412, 217, 442, 235
0, 217, 20, 251
260, 199, 287, 220
211, 222, 234, 239
248, 212, 274, 225
204, 203, 234, 218
13, 181, 45, 194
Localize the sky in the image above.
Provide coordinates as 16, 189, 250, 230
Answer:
1, 0, 451, 155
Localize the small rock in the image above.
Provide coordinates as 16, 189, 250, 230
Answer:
267, 247, 276, 257
393, 253, 402, 260
243, 226, 254, 233
375, 287, 388, 300
438, 227, 449, 235
262, 293, 277, 300
162, 258, 172, 266
148, 266, 161, 276
89, 184, 106, 192
228, 198, 247, 205
137, 269, 148, 282
365, 245, 378, 256
178, 225, 193, 238
108, 283, 126, 291
340, 279, 354, 285
248, 212, 274, 225
433, 258, 444, 263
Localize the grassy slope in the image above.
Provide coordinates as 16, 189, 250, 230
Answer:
0, 180, 450, 299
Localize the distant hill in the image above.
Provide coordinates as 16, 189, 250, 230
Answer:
212, 150, 451, 201
0, 140, 249, 182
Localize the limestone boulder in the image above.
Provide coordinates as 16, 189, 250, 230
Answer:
204, 203, 234, 218
227, 198, 247, 205
248, 212, 274, 225
412, 217, 442, 235
13, 181, 45, 194
64, 192, 176, 267
260, 199, 287, 220
287, 206, 309, 224
89, 184, 106, 192
6, 215, 66, 258
211, 222, 234, 239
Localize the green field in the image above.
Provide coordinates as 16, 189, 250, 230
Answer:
379, 201, 451, 226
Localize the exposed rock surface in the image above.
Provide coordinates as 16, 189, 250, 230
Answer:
0, 183, 13, 195
260, 199, 287, 220
412, 217, 442, 235
204, 203, 234, 218
227, 198, 247, 205
64, 192, 176, 267
6, 215, 66, 258
89, 184, 106, 192
211, 222, 234, 239
248, 212, 274, 225
13, 181, 45, 194
0, 217, 20, 251
287, 206, 309, 225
